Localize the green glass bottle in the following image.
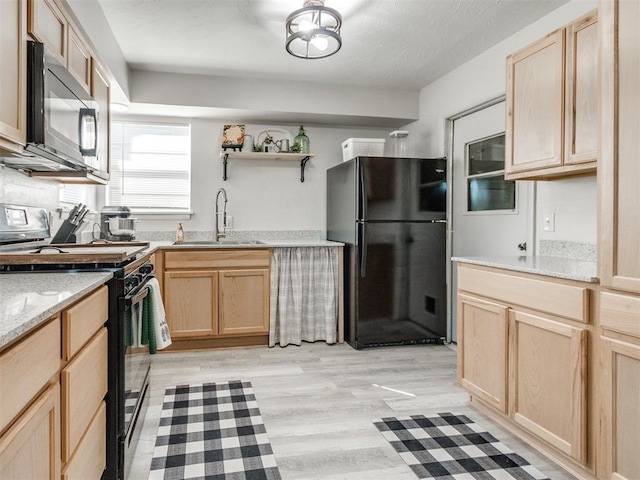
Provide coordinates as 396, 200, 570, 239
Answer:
294, 125, 310, 154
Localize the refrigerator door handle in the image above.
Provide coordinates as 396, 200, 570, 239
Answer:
359, 164, 367, 221
359, 222, 367, 278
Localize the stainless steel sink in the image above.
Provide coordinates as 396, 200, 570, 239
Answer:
173, 240, 265, 246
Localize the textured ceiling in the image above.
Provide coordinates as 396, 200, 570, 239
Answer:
97, 0, 570, 91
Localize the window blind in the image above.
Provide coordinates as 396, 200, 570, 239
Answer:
109, 121, 191, 212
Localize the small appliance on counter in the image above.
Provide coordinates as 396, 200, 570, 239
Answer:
100, 206, 138, 241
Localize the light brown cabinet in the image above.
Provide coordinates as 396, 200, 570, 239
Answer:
91, 58, 111, 177
456, 264, 595, 475
163, 249, 271, 349
164, 270, 219, 337
505, 10, 598, 180
599, 0, 640, 295
0, 285, 109, 478
457, 294, 508, 413
509, 310, 587, 463
27, 0, 66, 63
0, 316, 61, 480
598, 292, 640, 480
0, 384, 61, 480
67, 23, 91, 93
598, 1, 640, 478
0, 0, 27, 154
219, 269, 270, 335
60, 287, 108, 475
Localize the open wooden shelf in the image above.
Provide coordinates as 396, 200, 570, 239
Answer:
219, 152, 314, 182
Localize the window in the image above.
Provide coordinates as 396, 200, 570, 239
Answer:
108, 121, 191, 213
465, 134, 515, 212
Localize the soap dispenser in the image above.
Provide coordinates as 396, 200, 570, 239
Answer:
176, 223, 184, 243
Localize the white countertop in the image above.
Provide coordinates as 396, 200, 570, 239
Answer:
452, 255, 598, 283
0, 271, 113, 349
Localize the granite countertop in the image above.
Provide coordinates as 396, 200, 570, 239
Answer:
148, 239, 344, 251
0, 271, 113, 349
452, 255, 598, 283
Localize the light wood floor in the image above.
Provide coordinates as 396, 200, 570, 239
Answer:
129, 342, 577, 479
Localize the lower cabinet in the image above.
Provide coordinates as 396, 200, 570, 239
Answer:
457, 294, 509, 413
163, 249, 271, 348
219, 269, 270, 335
509, 310, 587, 463
598, 291, 640, 480
456, 264, 594, 475
0, 384, 60, 480
164, 270, 219, 337
0, 284, 108, 478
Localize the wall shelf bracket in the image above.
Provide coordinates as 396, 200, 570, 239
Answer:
223, 153, 229, 181
300, 156, 311, 182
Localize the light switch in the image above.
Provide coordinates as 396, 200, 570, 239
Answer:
543, 213, 555, 232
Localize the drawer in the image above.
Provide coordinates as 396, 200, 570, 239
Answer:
61, 328, 107, 462
600, 291, 640, 339
165, 249, 270, 269
0, 316, 61, 433
457, 265, 588, 322
62, 402, 106, 480
62, 285, 108, 361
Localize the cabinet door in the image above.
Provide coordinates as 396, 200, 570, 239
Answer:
600, 335, 640, 480
91, 58, 111, 177
0, 384, 60, 480
28, 0, 66, 64
61, 328, 108, 462
600, 0, 640, 294
66, 23, 91, 93
457, 294, 509, 413
509, 310, 587, 463
219, 269, 270, 335
565, 11, 598, 165
164, 270, 218, 337
0, 0, 27, 152
506, 29, 565, 175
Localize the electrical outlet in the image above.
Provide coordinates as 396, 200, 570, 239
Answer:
543, 213, 555, 232
224, 216, 233, 229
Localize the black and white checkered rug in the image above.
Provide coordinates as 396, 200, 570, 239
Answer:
149, 380, 281, 480
374, 412, 550, 480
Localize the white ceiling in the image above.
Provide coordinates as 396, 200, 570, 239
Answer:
94, 0, 571, 124
98, 0, 569, 91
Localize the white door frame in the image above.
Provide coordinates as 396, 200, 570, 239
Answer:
444, 95, 537, 343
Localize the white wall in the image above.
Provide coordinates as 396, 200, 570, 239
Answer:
126, 118, 390, 235
404, 0, 598, 246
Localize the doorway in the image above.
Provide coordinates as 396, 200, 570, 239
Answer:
447, 98, 535, 343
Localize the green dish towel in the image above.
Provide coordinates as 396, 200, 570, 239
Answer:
141, 285, 158, 354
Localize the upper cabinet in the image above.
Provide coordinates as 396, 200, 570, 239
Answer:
28, 0, 91, 93
4, 0, 111, 183
0, 0, 27, 155
91, 58, 111, 177
505, 10, 598, 180
27, 0, 66, 64
599, 0, 640, 295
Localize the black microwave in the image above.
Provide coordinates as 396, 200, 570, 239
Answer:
23, 41, 103, 177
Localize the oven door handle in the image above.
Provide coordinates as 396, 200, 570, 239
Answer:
126, 286, 149, 307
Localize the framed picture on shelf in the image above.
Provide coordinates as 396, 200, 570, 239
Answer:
221, 124, 245, 150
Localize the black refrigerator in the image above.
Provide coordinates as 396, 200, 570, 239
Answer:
327, 156, 447, 349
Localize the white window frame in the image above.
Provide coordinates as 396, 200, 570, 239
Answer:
107, 120, 193, 218
463, 132, 519, 216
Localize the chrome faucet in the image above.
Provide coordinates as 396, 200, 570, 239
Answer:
214, 188, 228, 241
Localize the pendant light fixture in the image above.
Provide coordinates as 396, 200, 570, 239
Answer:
286, 0, 342, 59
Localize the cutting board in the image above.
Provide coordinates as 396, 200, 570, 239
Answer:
0, 244, 149, 265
